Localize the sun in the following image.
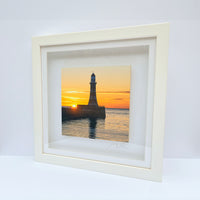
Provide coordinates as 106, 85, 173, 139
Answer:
72, 104, 77, 109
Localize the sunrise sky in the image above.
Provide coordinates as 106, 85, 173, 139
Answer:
61, 65, 131, 109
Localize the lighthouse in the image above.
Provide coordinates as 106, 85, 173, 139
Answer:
62, 72, 106, 121
88, 73, 98, 106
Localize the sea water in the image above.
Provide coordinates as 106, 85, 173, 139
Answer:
62, 108, 129, 142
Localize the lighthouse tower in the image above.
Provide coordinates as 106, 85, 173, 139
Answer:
88, 73, 98, 106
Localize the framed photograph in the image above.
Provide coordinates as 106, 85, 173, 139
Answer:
32, 23, 169, 181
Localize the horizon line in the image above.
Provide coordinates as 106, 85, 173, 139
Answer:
62, 105, 129, 109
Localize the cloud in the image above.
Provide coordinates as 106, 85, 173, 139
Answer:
62, 100, 72, 103
63, 90, 86, 94
99, 91, 129, 94
112, 98, 124, 101
84, 91, 130, 94
62, 96, 86, 100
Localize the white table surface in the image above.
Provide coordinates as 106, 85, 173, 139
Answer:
0, 156, 199, 200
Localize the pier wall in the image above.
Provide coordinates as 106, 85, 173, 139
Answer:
62, 105, 106, 121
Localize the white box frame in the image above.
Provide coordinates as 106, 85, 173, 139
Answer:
32, 23, 169, 181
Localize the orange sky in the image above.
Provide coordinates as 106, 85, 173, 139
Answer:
61, 65, 131, 109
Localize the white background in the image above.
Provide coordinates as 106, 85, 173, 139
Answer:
0, 0, 200, 159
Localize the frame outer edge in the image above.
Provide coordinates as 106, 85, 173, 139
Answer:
151, 23, 170, 181
32, 38, 43, 161
32, 23, 169, 181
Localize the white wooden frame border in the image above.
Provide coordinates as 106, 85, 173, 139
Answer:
32, 23, 169, 181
